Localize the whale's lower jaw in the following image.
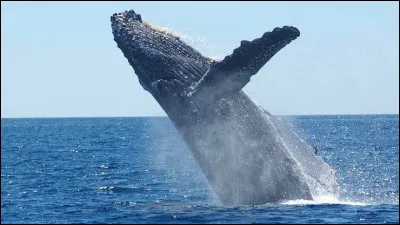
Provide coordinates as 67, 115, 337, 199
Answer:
111, 10, 338, 205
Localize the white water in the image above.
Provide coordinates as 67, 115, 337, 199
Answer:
282, 195, 368, 206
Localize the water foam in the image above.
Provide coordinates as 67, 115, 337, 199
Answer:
282, 195, 368, 206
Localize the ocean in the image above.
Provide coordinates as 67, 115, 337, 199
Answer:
1, 115, 398, 224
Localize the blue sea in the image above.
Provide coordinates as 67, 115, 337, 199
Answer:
1, 115, 399, 224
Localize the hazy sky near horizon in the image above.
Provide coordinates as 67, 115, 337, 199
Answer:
1, 1, 399, 118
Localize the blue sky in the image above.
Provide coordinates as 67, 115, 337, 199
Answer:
1, 1, 399, 118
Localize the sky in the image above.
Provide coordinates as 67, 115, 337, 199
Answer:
1, 1, 399, 118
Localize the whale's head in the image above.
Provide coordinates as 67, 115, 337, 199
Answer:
111, 9, 301, 120
111, 10, 210, 109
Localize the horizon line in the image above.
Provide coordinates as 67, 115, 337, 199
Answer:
1, 113, 399, 119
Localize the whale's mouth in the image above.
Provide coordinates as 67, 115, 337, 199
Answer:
111, 11, 180, 42
111, 10, 210, 93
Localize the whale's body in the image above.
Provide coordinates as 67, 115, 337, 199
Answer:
111, 10, 338, 205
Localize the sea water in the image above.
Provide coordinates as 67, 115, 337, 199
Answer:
1, 115, 398, 223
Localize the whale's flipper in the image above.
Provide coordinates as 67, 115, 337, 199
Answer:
191, 26, 300, 101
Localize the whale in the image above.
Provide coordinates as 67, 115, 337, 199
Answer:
111, 10, 338, 205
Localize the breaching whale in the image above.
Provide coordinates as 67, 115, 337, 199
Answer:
111, 10, 338, 205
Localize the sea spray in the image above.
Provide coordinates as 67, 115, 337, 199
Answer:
159, 26, 224, 61
270, 114, 339, 198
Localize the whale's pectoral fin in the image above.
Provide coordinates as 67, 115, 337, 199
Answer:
190, 26, 300, 101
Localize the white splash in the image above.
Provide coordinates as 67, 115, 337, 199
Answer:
282, 195, 368, 206
160, 26, 222, 59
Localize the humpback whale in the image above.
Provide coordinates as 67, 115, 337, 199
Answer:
111, 10, 338, 205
